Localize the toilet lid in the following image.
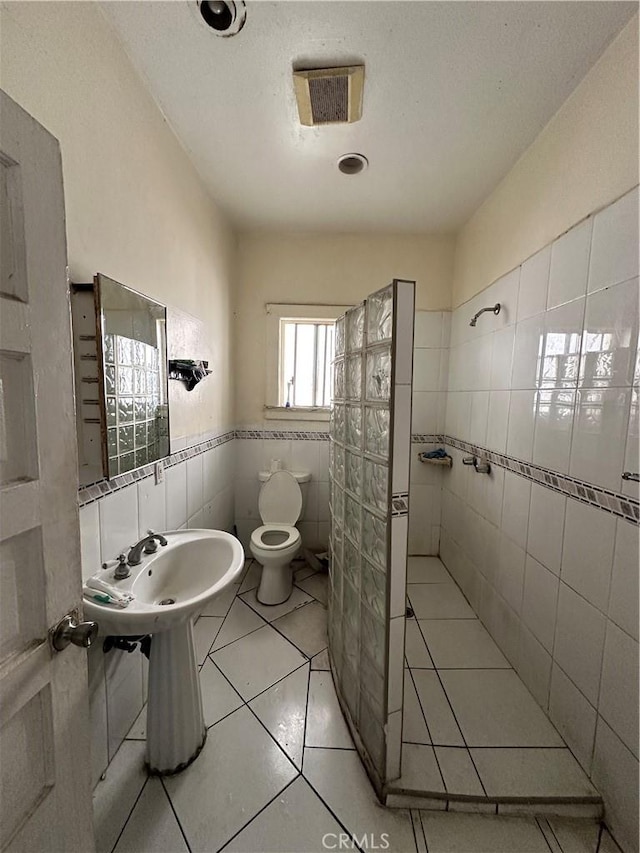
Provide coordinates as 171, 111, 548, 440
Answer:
259, 470, 302, 524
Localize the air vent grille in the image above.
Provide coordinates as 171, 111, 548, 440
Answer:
308, 75, 349, 124
293, 65, 364, 126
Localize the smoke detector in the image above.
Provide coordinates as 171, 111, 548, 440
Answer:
293, 65, 364, 126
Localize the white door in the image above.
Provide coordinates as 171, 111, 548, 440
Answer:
0, 91, 95, 851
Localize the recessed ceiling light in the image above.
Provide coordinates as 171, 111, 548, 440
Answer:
337, 153, 368, 175
197, 1, 246, 36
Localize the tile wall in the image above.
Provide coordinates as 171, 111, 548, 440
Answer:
233, 427, 330, 554
79, 434, 236, 787
410, 311, 450, 555
438, 186, 639, 852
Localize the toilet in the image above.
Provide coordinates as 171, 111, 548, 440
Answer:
250, 469, 309, 605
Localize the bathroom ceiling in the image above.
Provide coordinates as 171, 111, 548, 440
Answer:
101, 1, 636, 233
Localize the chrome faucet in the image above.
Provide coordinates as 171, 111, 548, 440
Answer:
127, 532, 168, 567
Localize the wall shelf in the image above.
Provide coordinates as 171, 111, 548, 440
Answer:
418, 452, 452, 467
168, 360, 211, 392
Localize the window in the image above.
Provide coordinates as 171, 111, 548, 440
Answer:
280, 319, 334, 407
265, 303, 352, 421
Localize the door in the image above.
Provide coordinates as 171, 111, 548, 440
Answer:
0, 91, 95, 851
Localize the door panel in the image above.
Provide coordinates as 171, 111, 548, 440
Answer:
0, 90, 94, 852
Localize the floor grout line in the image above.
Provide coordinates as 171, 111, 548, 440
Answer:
214, 776, 301, 853
99, 556, 606, 853
301, 650, 312, 773
297, 760, 367, 853
159, 775, 193, 853
108, 775, 150, 853
202, 565, 363, 851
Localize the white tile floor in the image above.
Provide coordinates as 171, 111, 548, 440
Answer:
93, 558, 620, 853
400, 557, 602, 808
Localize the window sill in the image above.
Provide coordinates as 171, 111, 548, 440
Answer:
264, 406, 330, 423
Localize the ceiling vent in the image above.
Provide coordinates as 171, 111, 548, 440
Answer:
293, 65, 364, 126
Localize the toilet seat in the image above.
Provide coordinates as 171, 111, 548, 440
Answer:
250, 470, 304, 605
258, 471, 302, 525
250, 524, 300, 552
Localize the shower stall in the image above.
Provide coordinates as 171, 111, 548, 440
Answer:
328, 279, 415, 795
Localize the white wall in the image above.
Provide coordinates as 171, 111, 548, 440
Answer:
453, 15, 639, 309
235, 232, 455, 427
440, 188, 639, 852
233, 234, 455, 553
0, 0, 238, 784
0, 1, 236, 443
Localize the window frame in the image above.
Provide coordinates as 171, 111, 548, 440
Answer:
264, 302, 352, 421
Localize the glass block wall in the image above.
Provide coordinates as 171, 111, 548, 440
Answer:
328, 280, 415, 792
104, 334, 169, 476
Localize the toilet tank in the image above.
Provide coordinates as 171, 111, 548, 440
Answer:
258, 470, 311, 520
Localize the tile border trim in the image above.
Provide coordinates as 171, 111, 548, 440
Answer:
78, 429, 235, 506
440, 434, 639, 526
235, 428, 330, 441
78, 427, 329, 505
391, 493, 409, 517
79, 427, 639, 526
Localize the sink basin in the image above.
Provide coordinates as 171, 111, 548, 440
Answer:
84, 529, 245, 636
82, 529, 245, 775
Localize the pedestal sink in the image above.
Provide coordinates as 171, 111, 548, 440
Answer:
83, 529, 245, 774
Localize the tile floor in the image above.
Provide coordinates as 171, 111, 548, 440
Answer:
93, 557, 620, 853
399, 557, 601, 807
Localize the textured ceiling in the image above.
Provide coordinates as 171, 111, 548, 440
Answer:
102, 1, 636, 232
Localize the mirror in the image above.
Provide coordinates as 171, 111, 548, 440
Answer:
71, 274, 169, 485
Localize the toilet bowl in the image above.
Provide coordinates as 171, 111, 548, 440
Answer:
250, 470, 306, 605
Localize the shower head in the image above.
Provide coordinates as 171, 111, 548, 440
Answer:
470, 303, 501, 327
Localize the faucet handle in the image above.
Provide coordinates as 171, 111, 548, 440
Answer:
114, 553, 131, 580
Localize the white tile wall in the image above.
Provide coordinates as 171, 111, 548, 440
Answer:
517, 246, 551, 322
165, 462, 187, 529
608, 519, 639, 641
526, 484, 566, 575
561, 501, 615, 611
234, 432, 330, 553
99, 486, 139, 564
79, 502, 101, 581
80, 438, 237, 785
500, 472, 531, 550
547, 218, 592, 310
597, 622, 639, 758
587, 186, 639, 294
440, 188, 639, 849
137, 475, 166, 538
408, 311, 450, 555
522, 555, 559, 653
548, 663, 597, 772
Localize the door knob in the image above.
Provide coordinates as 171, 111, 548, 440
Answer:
51, 613, 98, 652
